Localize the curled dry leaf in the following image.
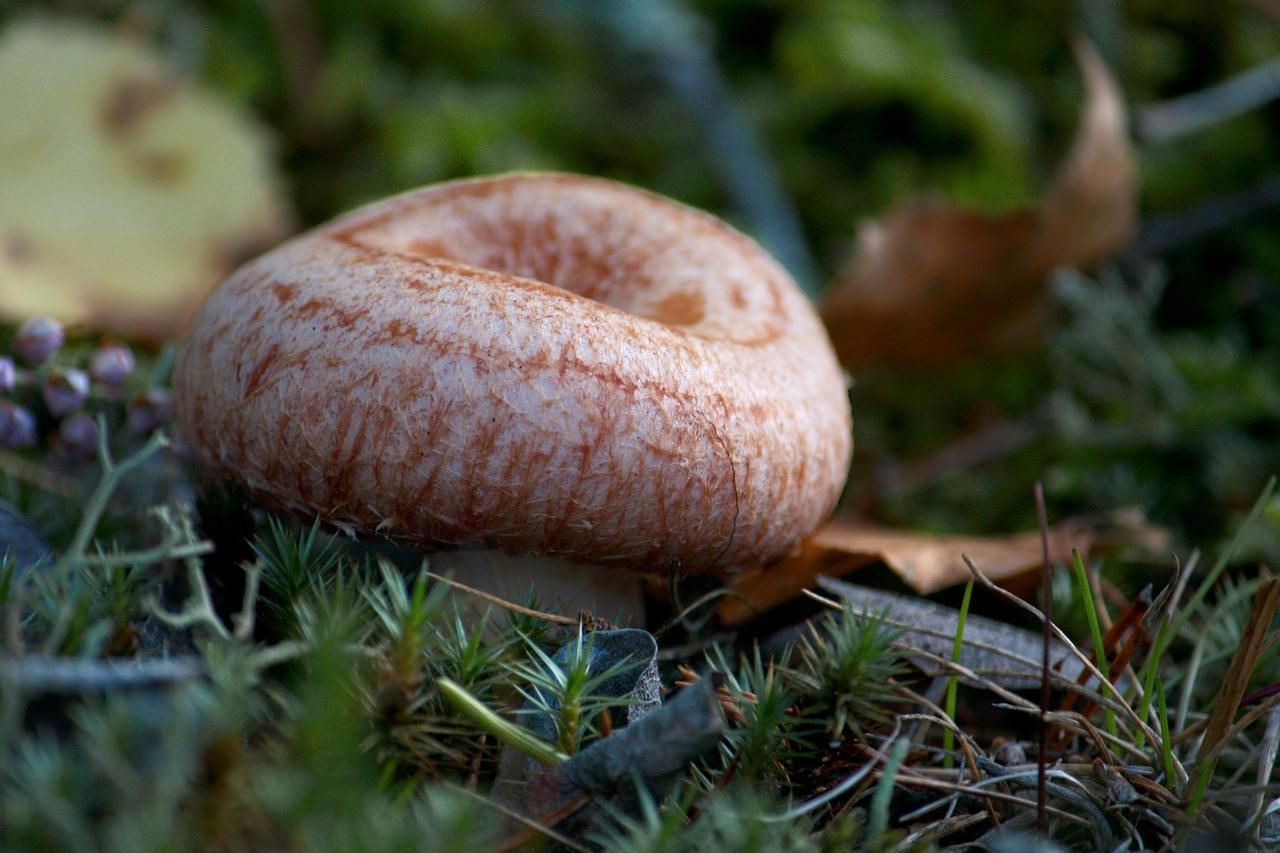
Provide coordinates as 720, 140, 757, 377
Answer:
0, 19, 291, 342
717, 516, 1091, 626
821, 38, 1136, 368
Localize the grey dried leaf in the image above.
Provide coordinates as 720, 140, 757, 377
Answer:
811, 575, 1090, 689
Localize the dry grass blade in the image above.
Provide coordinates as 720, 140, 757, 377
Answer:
1189, 578, 1280, 817
1146, 551, 1199, 634
897, 812, 988, 847
1197, 579, 1280, 763
1257, 708, 1280, 811
877, 772, 1092, 827
1034, 482, 1052, 832
493, 794, 593, 852
896, 684, 1001, 828
0, 449, 82, 497
445, 783, 590, 853
962, 554, 1160, 745
1054, 591, 1148, 750
422, 570, 578, 626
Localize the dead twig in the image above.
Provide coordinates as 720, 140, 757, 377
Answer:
445, 783, 589, 853
0, 450, 81, 497
895, 684, 1002, 829
423, 570, 578, 626
1138, 56, 1280, 142
1035, 481, 1052, 833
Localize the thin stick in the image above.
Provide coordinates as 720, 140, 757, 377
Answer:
1035, 481, 1052, 833
1138, 56, 1280, 141
423, 570, 577, 626
444, 782, 589, 853
0, 450, 80, 497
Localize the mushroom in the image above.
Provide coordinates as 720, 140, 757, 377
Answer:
173, 173, 851, 619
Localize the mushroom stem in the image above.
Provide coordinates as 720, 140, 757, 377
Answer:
427, 549, 645, 627
343, 537, 646, 626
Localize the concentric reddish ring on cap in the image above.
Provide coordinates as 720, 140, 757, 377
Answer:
174, 173, 851, 574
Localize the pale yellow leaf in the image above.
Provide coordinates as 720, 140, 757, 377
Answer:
0, 19, 291, 341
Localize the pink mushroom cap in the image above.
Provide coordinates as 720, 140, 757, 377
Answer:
174, 173, 852, 575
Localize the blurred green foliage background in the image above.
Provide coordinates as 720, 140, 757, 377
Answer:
10, 1, 1274, 270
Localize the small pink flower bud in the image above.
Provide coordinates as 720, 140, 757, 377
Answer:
126, 388, 172, 434
57, 412, 99, 459
42, 368, 90, 416
0, 357, 14, 394
13, 317, 64, 366
89, 343, 135, 387
0, 402, 36, 449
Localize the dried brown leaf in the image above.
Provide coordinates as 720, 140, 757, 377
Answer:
821, 38, 1135, 368
717, 516, 1091, 626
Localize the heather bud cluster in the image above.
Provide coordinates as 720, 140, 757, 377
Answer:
1, 316, 173, 457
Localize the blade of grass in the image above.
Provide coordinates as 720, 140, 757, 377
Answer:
960, 555, 1162, 748
868, 736, 910, 841
1177, 578, 1280, 851
1187, 579, 1280, 816
943, 579, 974, 771
1137, 475, 1276, 749
1155, 678, 1178, 789
439, 677, 568, 766
1072, 548, 1116, 738
424, 571, 577, 626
